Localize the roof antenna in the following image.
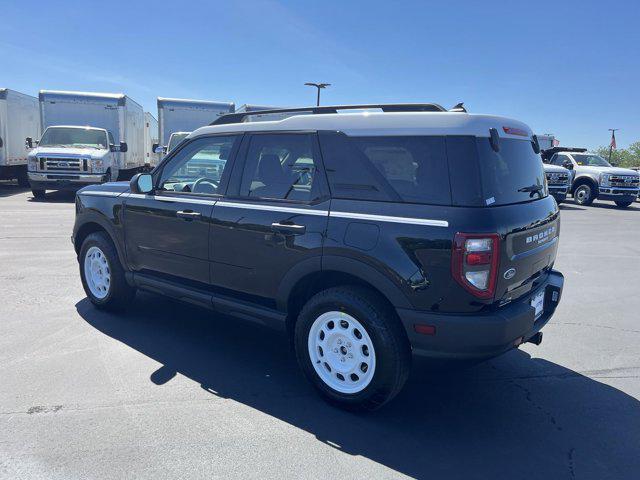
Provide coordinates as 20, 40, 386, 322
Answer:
449, 102, 467, 112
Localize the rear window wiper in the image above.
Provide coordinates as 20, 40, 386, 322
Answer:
518, 184, 544, 198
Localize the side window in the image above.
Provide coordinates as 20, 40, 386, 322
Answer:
158, 135, 239, 194
318, 132, 452, 205
239, 134, 321, 202
553, 154, 569, 166
108, 131, 116, 146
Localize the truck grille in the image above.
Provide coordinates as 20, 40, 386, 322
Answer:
545, 172, 569, 186
609, 175, 639, 187
39, 157, 86, 172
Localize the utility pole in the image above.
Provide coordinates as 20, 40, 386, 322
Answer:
304, 83, 331, 106
608, 128, 619, 163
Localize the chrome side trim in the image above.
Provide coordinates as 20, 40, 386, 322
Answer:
216, 201, 328, 216
79, 191, 123, 197
126, 193, 217, 205
330, 211, 449, 227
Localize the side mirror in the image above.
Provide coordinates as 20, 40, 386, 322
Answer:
120, 141, 128, 153
153, 143, 166, 154
25, 137, 33, 149
0, 136, 3, 148
563, 162, 574, 170
130, 173, 153, 194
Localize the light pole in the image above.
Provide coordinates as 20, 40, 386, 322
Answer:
608, 128, 619, 163
304, 82, 331, 106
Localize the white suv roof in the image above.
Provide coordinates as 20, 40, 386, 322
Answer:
190, 109, 533, 140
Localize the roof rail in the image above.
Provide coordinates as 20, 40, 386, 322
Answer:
210, 103, 448, 125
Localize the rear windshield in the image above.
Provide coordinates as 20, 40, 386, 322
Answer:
475, 137, 547, 206
319, 133, 546, 206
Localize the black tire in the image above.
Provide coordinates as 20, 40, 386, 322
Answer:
574, 183, 595, 205
615, 201, 633, 208
79, 231, 135, 311
31, 189, 46, 199
294, 286, 411, 411
17, 169, 29, 187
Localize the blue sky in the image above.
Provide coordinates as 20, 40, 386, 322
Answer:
1, 0, 638, 149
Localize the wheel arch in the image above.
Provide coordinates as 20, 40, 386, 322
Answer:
571, 175, 598, 195
279, 255, 412, 336
74, 216, 127, 268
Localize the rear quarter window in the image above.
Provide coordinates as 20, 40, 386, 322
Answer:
318, 132, 452, 205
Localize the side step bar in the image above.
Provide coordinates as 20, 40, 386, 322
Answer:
126, 272, 287, 332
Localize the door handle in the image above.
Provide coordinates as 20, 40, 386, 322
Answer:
271, 222, 306, 235
176, 210, 201, 220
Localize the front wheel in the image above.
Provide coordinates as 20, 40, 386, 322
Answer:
79, 232, 135, 311
574, 184, 594, 205
294, 286, 411, 411
615, 201, 633, 208
31, 189, 46, 200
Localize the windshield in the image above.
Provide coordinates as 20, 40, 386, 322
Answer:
572, 154, 611, 167
168, 133, 189, 152
39, 127, 108, 149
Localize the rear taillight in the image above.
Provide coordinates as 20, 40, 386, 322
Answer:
452, 233, 500, 299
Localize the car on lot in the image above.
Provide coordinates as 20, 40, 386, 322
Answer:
542, 163, 571, 204
72, 104, 564, 410
542, 147, 640, 207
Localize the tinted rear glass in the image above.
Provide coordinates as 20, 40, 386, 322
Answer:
318, 132, 545, 206
475, 138, 547, 206
319, 132, 451, 205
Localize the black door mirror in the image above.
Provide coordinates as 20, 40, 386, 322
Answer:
153, 143, 166, 154
25, 137, 33, 149
130, 173, 153, 194
120, 142, 128, 153
563, 161, 574, 170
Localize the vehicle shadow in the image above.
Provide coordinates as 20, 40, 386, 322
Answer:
76, 294, 640, 479
0, 183, 29, 198
27, 190, 76, 203
589, 201, 640, 211
558, 203, 585, 211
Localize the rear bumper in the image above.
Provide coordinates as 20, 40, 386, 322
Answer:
28, 172, 105, 190
397, 270, 564, 360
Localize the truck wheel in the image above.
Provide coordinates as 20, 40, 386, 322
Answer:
31, 189, 46, 200
79, 232, 135, 311
615, 201, 633, 208
17, 170, 29, 187
294, 286, 411, 411
574, 184, 594, 205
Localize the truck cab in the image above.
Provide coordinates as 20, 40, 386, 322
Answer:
26, 125, 127, 199
543, 147, 640, 207
153, 131, 190, 155
542, 163, 572, 204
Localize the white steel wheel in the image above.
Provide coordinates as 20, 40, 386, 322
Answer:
307, 311, 376, 394
83, 246, 111, 299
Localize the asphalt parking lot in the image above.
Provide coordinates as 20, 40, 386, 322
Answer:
0, 184, 639, 480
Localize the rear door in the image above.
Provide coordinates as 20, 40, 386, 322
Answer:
123, 134, 241, 285
209, 132, 330, 306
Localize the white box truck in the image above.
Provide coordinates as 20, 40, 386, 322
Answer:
0, 89, 40, 186
144, 112, 159, 168
27, 90, 145, 198
155, 97, 234, 155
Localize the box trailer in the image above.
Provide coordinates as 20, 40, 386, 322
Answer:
144, 112, 159, 167
156, 97, 234, 153
0, 89, 40, 186
27, 90, 145, 197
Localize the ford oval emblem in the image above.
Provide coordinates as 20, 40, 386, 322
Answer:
503, 268, 516, 280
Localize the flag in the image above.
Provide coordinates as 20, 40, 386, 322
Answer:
610, 131, 617, 150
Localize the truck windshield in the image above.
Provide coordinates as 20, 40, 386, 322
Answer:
572, 154, 612, 167
39, 128, 108, 149
168, 133, 189, 152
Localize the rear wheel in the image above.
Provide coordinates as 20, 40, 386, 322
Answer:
79, 232, 135, 311
294, 286, 411, 411
615, 201, 633, 208
574, 183, 594, 205
31, 189, 46, 199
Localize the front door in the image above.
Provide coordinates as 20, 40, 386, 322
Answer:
209, 132, 329, 306
123, 134, 241, 285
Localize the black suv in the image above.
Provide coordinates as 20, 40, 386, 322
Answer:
73, 104, 564, 410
